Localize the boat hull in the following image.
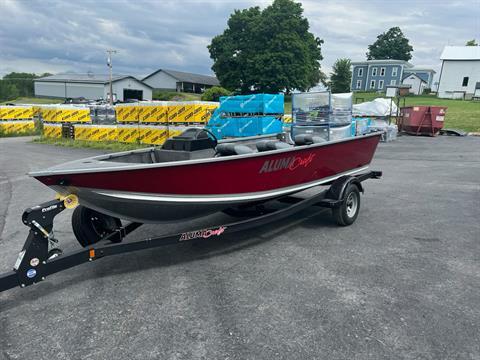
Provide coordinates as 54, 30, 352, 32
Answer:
33, 133, 382, 223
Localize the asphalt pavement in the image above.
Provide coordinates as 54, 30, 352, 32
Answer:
0, 135, 479, 360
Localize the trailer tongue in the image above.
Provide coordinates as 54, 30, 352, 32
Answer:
0, 171, 381, 293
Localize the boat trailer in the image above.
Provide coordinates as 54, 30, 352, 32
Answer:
0, 171, 381, 294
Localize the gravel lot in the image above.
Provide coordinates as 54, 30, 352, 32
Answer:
0, 135, 479, 360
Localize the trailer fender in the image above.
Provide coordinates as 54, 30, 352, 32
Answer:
326, 176, 364, 202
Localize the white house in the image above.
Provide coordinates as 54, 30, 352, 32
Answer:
34, 74, 153, 101
437, 46, 480, 99
402, 73, 427, 95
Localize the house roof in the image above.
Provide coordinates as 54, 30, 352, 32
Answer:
34, 74, 153, 88
440, 46, 480, 60
405, 67, 436, 73
351, 59, 413, 67
143, 69, 219, 86
403, 73, 427, 83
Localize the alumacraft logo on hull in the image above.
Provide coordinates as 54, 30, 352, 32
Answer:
179, 226, 227, 241
259, 153, 316, 174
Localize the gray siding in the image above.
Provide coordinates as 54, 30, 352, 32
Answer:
143, 71, 177, 90
35, 81, 104, 99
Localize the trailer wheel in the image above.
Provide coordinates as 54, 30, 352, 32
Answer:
72, 206, 122, 247
332, 184, 361, 226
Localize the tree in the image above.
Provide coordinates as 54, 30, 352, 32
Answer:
208, 0, 325, 94
466, 39, 478, 46
0, 72, 51, 102
367, 27, 413, 61
329, 58, 352, 93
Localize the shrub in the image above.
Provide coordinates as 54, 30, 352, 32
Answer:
201, 86, 232, 101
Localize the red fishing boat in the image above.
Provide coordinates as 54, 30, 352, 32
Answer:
30, 129, 381, 224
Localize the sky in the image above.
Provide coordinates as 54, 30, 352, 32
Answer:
0, 0, 479, 82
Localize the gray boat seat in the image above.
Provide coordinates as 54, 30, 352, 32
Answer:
256, 140, 292, 152
294, 134, 326, 146
216, 143, 255, 156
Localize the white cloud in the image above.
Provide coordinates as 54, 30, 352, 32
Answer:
0, 0, 478, 81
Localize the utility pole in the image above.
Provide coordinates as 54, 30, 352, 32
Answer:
106, 49, 117, 105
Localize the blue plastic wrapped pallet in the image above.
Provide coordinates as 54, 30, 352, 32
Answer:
218, 94, 284, 114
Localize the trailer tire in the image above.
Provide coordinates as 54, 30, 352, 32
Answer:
332, 184, 360, 226
72, 206, 122, 247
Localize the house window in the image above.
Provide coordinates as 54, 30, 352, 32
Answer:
462, 77, 469, 86
392, 67, 398, 76
372, 67, 378, 76
378, 80, 384, 89
358, 68, 363, 77
380, 67, 386, 76
356, 80, 362, 89
390, 80, 397, 85
370, 80, 376, 89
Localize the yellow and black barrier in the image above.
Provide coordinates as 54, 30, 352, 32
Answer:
0, 106, 34, 120
0, 120, 36, 134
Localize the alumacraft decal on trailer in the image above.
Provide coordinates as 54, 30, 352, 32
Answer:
259, 153, 315, 174
179, 226, 227, 241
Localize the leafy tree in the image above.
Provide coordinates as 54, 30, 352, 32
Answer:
367, 27, 413, 61
201, 86, 232, 101
0, 72, 52, 102
466, 39, 478, 46
208, 0, 325, 94
329, 58, 352, 93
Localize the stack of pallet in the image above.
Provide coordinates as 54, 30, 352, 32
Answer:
40, 101, 219, 145
0, 105, 36, 135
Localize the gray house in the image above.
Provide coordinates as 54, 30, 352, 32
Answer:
351, 60, 435, 92
142, 69, 220, 93
34, 74, 153, 101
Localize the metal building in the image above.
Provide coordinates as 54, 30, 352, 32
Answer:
142, 69, 219, 93
34, 74, 153, 101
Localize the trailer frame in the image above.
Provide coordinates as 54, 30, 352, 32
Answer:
0, 171, 381, 294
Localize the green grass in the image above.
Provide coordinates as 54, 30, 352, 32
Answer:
33, 136, 149, 151
0, 129, 39, 137
1, 97, 63, 105
152, 91, 202, 101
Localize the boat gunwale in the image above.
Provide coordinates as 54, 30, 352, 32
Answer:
29, 131, 383, 177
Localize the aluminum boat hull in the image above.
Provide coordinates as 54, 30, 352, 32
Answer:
31, 133, 382, 223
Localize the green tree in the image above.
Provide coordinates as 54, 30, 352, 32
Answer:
367, 27, 413, 61
329, 58, 352, 93
466, 39, 478, 46
208, 0, 324, 94
201, 86, 232, 101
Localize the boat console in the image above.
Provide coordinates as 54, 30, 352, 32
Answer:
162, 128, 217, 152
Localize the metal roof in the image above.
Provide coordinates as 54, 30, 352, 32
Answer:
34, 74, 152, 88
405, 67, 436, 73
440, 46, 480, 60
402, 73, 427, 83
351, 59, 413, 67
143, 69, 219, 86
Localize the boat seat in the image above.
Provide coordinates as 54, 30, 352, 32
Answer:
294, 134, 326, 146
256, 140, 292, 152
216, 143, 255, 156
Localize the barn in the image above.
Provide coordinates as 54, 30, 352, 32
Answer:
34, 74, 153, 101
437, 46, 480, 99
142, 69, 219, 93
